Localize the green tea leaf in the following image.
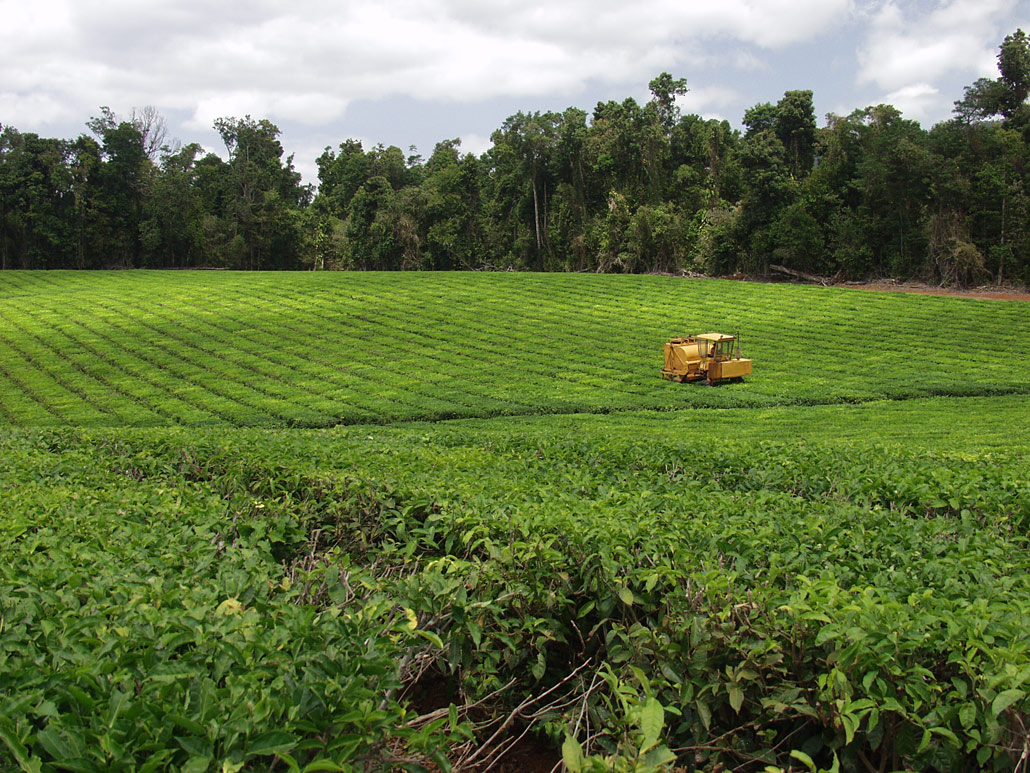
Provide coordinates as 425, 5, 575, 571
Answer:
641, 744, 677, 768
0, 717, 43, 773
958, 703, 976, 730
246, 731, 297, 757
561, 735, 583, 773
696, 700, 712, 731
991, 689, 1024, 719
639, 697, 664, 752
729, 685, 744, 713
415, 629, 444, 648
789, 750, 817, 772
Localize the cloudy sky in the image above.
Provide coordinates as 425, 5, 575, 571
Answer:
2, 0, 1026, 185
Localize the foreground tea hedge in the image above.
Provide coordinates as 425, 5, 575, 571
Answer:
2, 396, 1029, 771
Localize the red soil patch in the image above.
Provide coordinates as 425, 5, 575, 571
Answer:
695, 271, 1030, 301
839, 279, 1030, 301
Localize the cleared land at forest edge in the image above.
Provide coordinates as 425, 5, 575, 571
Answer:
1, 271, 1029, 772
0, 270, 1028, 427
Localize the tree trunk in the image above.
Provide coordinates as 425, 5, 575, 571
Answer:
531, 161, 542, 252
999, 195, 1006, 285
769, 263, 828, 284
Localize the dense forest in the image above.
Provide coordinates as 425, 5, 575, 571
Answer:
2, 30, 1028, 285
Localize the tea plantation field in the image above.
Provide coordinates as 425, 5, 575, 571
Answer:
1, 272, 1029, 772
2, 271, 1029, 426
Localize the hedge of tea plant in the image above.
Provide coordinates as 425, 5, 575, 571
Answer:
1, 271, 1029, 771
0, 271, 1028, 428
2, 393, 1029, 771
0, 429, 476, 771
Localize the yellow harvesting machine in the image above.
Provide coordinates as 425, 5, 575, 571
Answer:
661, 333, 752, 384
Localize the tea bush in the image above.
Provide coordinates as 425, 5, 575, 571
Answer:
1, 272, 1028, 770
1, 272, 1028, 427
3, 398, 1028, 770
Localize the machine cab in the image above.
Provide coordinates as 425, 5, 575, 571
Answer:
696, 333, 737, 359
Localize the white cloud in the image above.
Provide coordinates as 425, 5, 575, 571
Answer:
880, 82, 940, 123
0, 92, 71, 126
731, 50, 768, 72
678, 85, 743, 115
665, 0, 854, 48
186, 92, 349, 132
457, 133, 493, 157
857, 0, 1017, 90
1, 0, 854, 136
0, 0, 1024, 181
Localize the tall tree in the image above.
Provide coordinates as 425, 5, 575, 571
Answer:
142, 143, 205, 267
0, 128, 75, 269
738, 102, 796, 274
345, 176, 399, 269
131, 105, 173, 162
997, 29, 1030, 119
213, 116, 310, 269
775, 90, 817, 179
852, 106, 936, 276
648, 72, 688, 133
955, 29, 1030, 123
317, 139, 369, 217
421, 139, 485, 269
489, 111, 560, 267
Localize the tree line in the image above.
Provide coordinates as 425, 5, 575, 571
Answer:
2, 30, 1028, 285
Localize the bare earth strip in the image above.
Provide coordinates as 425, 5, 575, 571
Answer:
841, 279, 1030, 301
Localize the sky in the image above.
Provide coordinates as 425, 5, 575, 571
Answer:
1, 0, 1027, 186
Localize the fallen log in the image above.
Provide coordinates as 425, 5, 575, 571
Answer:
769, 264, 829, 285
